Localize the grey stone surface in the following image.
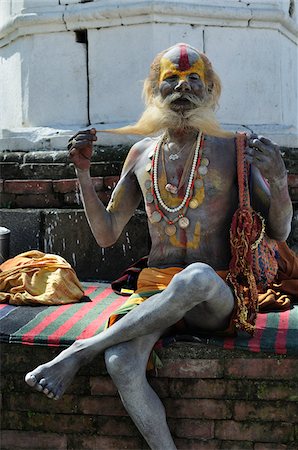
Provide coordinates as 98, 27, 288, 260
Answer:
92, 145, 130, 162
24, 151, 69, 163
0, 162, 22, 179
89, 161, 123, 177
0, 152, 27, 162
41, 208, 150, 281
0, 209, 41, 258
20, 163, 69, 180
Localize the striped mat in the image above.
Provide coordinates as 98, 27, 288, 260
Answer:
0, 282, 297, 355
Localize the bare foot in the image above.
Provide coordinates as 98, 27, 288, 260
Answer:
25, 340, 92, 399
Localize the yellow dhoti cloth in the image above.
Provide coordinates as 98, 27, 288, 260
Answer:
106, 267, 230, 329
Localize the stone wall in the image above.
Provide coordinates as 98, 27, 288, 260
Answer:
1, 343, 298, 449
0, 144, 297, 280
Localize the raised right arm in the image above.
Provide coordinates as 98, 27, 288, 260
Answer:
69, 129, 142, 248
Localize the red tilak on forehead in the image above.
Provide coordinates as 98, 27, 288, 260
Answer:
178, 44, 191, 71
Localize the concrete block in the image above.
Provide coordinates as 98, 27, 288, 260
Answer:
205, 27, 282, 126
280, 36, 298, 130
14, 193, 62, 209
21, 32, 88, 128
20, 163, 68, 180
89, 162, 123, 177
4, 180, 53, 194
24, 151, 68, 163
0, 43, 23, 129
0, 152, 26, 163
0, 209, 41, 259
0, 163, 22, 180
42, 209, 150, 281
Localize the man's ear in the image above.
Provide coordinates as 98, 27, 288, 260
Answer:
207, 82, 214, 94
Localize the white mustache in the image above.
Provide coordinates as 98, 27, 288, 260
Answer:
163, 92, 206, 108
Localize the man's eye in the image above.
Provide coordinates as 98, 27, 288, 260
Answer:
165, 75, 178, 82
189, 74, 200, 81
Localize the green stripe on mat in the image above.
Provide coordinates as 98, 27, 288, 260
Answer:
58, 292, 121, 342
259, 310, 279, 353
286, 307, 298, 353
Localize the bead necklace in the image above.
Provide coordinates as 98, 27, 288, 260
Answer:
162, 137, 197, 196
152, 131, 203, 214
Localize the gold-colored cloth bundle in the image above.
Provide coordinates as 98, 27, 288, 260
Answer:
0, 250, 84, 305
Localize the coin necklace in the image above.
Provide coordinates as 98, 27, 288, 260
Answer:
150, 131, 204, 235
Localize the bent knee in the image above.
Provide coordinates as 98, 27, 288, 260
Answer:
172, 262, 220, 297
105, 344, 138, 381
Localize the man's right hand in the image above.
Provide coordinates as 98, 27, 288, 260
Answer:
68, 128, 97, 171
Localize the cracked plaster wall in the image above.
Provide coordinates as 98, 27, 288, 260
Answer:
0, 0, 297, 150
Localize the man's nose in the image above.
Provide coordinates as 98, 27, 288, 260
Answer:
174, 79, 191, 92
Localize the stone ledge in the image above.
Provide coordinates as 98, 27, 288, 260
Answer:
1, 0, 297, 48
1, 342, 297, 450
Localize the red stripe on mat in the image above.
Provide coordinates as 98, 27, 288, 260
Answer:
47, 287, 113, 345
223, 336, 235, 350
275, 309, 290, 354
83, 286, 98, 296
21, 287, 108, 344
76, 296, 125, 339
248, 313, 268, 352
21, 304, 74, 344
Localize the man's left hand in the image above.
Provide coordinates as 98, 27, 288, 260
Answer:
245, 135, 287, 183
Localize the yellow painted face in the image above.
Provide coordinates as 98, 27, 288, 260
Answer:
159, 45, 206, 85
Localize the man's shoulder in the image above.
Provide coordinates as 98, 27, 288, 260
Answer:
127, 137, 159, 162
132, 136, 158, 152
122, 137, 157, 172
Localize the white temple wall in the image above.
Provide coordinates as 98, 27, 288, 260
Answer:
0, 0, 297, 150
0, 40, 23, 129
19, 32, 88, 128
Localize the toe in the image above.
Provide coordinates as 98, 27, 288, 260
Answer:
43, 387, 49, 395
39, 378, 47, 388
47, 392, 54, 399
25, 373, 37, 387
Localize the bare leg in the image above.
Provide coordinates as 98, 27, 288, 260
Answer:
105, 332, 177, 450
25, 263, 234, 399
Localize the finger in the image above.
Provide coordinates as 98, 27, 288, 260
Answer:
68, 138, 93, 152
258, 136, 276, 146
245, 146, 267, 160
69, 147, 91, 161
246, 132, 258, 141
70, 129, 93, 140
74, 134, 97, 142
245, 151, 269, 165
70, 140, 93, 149
248, 139, 270, 155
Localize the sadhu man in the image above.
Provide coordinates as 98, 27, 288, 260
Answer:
25, 43, 293, 449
